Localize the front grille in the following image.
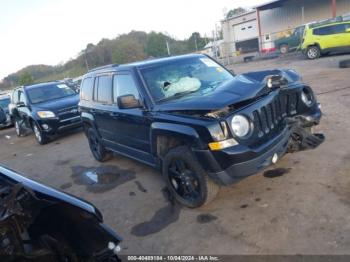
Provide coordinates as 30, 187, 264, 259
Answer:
57, 106, 79, 120
252, 92, 299, 138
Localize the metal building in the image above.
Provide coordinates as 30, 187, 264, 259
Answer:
221, 11, 259, 55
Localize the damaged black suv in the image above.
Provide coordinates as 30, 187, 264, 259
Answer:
79, 54, 324, 208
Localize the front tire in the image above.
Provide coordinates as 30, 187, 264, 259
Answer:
162, 146, 219, 208
87, 128, 112, 162
306, 45, 321, 59
15, 119, 24, 137
33, 122, 49, 145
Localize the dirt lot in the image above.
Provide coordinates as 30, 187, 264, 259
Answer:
1, 54, 350, 255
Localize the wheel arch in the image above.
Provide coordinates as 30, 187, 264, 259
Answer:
150, 122, 204, 158
81, 112, 100, 137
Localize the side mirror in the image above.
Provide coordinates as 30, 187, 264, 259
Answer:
117, 94, 142, 109
16, 102, 25, 108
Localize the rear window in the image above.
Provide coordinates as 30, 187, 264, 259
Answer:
0, 98, 10, 109
95, 75, 112, 104
313, 24, 346, 35
27, 83, 76, 104
81, 77, 94, 101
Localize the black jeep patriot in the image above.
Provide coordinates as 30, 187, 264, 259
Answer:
79, 54, 324, 208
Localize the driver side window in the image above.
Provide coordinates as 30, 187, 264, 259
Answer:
18, 91, 26, 104
113, 74, 140, 103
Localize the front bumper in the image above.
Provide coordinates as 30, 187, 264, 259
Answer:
36, 116, 82, 135
195, 127, 290, 185
194, 111, 324, 185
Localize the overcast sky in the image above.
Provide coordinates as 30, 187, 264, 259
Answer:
0, 0, 269, 80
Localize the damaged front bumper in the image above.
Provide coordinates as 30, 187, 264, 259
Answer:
194, 110, 325, 186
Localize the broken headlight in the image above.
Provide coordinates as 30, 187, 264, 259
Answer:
301, 88, 314, 107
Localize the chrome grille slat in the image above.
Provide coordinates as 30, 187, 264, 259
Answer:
251, 92, 299, 141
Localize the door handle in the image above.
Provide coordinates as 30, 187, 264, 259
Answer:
90, 109, 96, 113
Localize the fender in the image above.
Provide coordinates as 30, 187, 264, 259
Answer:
81, 111, 101, 137
150, 122, 204, 156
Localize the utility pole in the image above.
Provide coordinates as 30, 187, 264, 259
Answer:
194, 34, 198, 51
166, 41, 171, 56
84, 50, 89, 71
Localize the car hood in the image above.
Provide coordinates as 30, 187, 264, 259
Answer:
153, 69, 301, 112
0, 165, 102, 221
34, 94, 79, 112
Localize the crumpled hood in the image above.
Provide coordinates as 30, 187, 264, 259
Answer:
153, 69, 301, 112
34, 94, 79, 113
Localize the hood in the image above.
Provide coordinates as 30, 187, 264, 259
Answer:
153, 69, 301, 112
0, 165, 102, 221
34, 94, 79, 112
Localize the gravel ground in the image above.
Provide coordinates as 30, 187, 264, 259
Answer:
1, 53, 350, 255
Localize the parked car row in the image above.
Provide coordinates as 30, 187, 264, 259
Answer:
0, 94, 13, 128
3, 54, 325, 209
274, 16, 350, 59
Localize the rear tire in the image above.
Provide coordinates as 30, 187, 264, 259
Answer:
279, 44, 289, 54
162, 146, 219, 208
339, 59, 350, 68
306, 45, 321, 59
87, 128, 112, 162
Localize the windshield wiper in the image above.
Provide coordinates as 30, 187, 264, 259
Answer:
157, 90, 199, 103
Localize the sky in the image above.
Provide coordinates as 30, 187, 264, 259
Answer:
0, 0, 269, 80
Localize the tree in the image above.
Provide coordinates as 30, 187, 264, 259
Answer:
112, 37, 146, 64
226, 7, 247, 19
187, 32, 207, 51
18, 72, 34, 86
146, 32, 168, 57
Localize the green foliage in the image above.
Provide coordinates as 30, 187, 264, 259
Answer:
146, 32, 168, 57
18, 72, 34, 86
0, 31, 213, 91
226, 7, 247, 19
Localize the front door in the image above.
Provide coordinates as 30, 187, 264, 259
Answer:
109, 72, 153, 164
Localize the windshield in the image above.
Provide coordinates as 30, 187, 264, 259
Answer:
27, 83, 76, 104
140, 57, 234, 102
0, 98, 10, 109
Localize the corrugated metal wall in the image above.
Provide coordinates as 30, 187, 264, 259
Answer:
260, 0, 350, 35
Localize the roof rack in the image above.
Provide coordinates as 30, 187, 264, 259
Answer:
88, 63, 119, 73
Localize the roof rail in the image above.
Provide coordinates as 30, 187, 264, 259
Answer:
88, 63, 119, 73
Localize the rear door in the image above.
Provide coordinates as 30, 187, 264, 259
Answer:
91, 74, 115, 142
330, 24, 348, 48
344, 23, 350, 49
313, 24, 346, 50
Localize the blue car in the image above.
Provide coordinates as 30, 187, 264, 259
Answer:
9, 81, 81, 144
0, 95, 13, 128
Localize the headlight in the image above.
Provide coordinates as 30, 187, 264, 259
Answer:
301, 88, 313, 107
231, 115, 250, 137
37, 111, 56, 118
